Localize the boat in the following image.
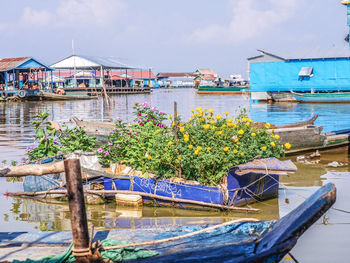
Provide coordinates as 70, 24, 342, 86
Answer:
22, 156, 297, 210
38, 91, 98, 101
291, 90, 350, 103
0, 183, 336, 262
70, 114, 318, 139
197, 85, 248, 94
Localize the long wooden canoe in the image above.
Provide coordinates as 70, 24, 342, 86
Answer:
39, 91, 98, 101
0, 183, 336, 262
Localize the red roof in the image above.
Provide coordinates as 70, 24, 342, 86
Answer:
111, 71, 156, 80
0, 57, 31, 71
157, 72, 194, 78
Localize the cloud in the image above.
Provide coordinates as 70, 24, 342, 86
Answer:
189, 0, 299, 43
19, 0, 125, 30
20, 7, 53, 26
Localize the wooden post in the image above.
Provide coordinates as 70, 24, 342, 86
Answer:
100, 66, 112, 122
173, 101, 182, 178
64, 159, 91, 263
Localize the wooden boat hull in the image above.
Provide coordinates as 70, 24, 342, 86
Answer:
291, 91, 350, 103
39, 91, 97, 100
197, 86, 248, 94
0, 183, 336, 263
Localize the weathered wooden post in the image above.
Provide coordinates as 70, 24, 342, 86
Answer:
64, 159, 91, 263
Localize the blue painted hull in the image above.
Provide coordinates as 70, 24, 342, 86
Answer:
292, 91, 350, 103
0, 183, 336, 263
103, 158, 296, 208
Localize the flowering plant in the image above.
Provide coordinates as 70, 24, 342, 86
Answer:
97, 104, 289, 186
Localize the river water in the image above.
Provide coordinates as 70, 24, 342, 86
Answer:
0, 88, 349, 262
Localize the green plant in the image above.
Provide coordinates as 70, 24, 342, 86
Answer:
59, 124, 97, 153
97, 103, 288, 186
27, 111, 60, 161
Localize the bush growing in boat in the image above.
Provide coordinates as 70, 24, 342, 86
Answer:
97, 104, 287, 186
27, 113, 97, 161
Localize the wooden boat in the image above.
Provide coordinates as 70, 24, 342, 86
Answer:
291, 90, 350, 103
39, 91, 98, 101
71, 114, 318, 137
197, 85, 248, 94
0, 183, 336, 262
22, 157, 296, 210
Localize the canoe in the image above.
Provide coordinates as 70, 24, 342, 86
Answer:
291, 90, 350, 103
39, 91, 98, 101
0, 183, 336, 262
70, 114, 318, 139
22, 156, 296, 210
197, 85, 248, 94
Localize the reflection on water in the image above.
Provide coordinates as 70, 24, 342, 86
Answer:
0, 89, 349, 261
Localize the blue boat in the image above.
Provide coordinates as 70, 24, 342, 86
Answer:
0, 183, 336, 262
22, 157, 296, 210
99, 158, 296, 209
291, 90, 350, 103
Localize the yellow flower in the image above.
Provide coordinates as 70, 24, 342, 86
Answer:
168, 114, 173, 120
210, 120, 216, 125
189, 118, 193, 122
206, 116, 211, 120
261, 146, 267, 151
233, 149, 238, 154
172, 122, 175, 127
207, 147, 211, 151
221, 124, 226, 129
237, 142, 240, 145
265, 123, 271, 129
199, 117, 205, 122
191, 110, 194, 113
180, 127, 185, 133
224, 112, 229, 116
216, 114, 222, 120
242, 117, 248, 122
184, 137, 189, 143
178, 155, 182, 161
156, 129, 161, 133
168, 141, 173, 146
203, 124, 210, 130
208, 109, 214, 113
223, 146, 229, 152
197, 146, 202, 151
198, 112, 203, 117
240, 152, 244, 156
251, 132, 256, 137
217, 131, 223, 135
275, 134, 280, 140
226, 118, 233, 123
196, 106, 202, 112
147, 155, 152, 160
245, 122, 250, 126
270, 142, 276, 147
227, 122, 235, 127
238, 129, 244, 135
188, 144, 193, 149
194, 149, 200, 155
204, 108, 207, 112
285, 143, 291, 149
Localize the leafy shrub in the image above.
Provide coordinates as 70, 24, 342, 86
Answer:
98, 104, 288, 186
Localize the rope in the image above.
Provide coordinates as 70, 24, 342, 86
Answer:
102, 218, 259, 251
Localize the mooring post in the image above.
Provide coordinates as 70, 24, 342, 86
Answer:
64, 158, 91, 263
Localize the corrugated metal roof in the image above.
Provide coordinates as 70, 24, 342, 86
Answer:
250, 46, 350, 61
0, 57, 31, 71
157, 72, 194, 78
51, 55, 135, 70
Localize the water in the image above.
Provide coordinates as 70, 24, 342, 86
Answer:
0, 88, 349, 262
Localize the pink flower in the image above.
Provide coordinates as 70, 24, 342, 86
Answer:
142, 102, 149, 107
104, 150, 109, 155
98, 148, 104, 153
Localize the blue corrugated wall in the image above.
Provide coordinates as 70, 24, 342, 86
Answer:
250, 58, 350, 92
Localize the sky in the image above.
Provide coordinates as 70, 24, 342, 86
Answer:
0, 0, 348, 78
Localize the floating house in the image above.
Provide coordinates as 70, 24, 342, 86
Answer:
156, 72, 194, 88
248, 47, 350, 101
111, 71, 156, 88
0, 57, 53, 99
51, 55, 135, 89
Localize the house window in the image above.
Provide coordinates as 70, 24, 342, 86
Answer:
298, 67, 313, 81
